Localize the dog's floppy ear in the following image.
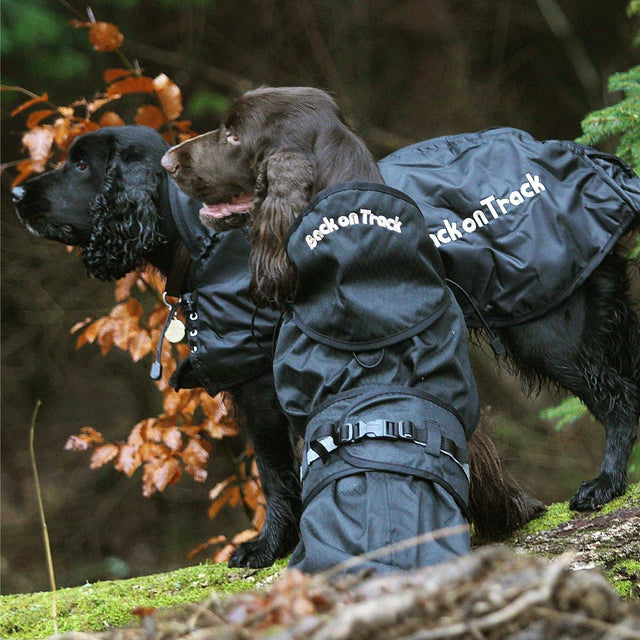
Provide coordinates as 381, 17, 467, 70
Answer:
250, 149, 315, 308
82, 141, 165, 280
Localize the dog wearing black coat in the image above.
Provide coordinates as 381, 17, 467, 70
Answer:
13, 125, 541, 569
161, 86, 640, 512
12, 125, 300, 568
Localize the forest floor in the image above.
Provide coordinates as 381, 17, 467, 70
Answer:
2, 484, 638, 640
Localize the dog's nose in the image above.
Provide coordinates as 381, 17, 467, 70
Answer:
161, 152, 179, 175
12, 185, 26, 203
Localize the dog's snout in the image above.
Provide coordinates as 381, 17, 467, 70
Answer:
161, 151, 180, 175
12, 185, 26, 203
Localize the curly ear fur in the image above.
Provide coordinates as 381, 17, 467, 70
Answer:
250, 150, 315, 308
82, 149, 165, 280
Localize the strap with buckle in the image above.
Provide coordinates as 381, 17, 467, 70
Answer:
306, 418, 468, 468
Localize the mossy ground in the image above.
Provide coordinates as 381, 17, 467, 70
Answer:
1, 558, 287, 640
510, 482, 640, 599
3, 485, 638, 639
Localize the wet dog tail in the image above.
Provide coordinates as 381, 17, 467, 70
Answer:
468, 414, 546, 540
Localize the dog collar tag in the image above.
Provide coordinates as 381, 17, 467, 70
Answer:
165, 317, 186, 343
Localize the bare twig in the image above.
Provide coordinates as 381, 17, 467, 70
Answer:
534, 0, 600, 102
29, 399, 58, 636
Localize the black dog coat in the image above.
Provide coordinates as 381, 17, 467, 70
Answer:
275, 183, 479, 573
166, 183, 280, 394
379, 128, 640, 327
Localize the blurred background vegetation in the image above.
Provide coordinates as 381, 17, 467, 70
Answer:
1, 0, 638, 595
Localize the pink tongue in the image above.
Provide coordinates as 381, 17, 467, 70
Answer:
200, 194, 253, 218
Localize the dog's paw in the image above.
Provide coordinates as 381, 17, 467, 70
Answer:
228, 529, 299, 569
228, 538, 277, 569
569, 474, 626, 511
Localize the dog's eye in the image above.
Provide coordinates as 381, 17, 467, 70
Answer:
76, 159, 88, 171
226, 133, 240, 145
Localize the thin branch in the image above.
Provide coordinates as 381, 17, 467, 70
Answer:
29, 400, 58, 636
534, 0, 601, 102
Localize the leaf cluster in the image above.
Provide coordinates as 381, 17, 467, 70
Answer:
3, 11, 266, 562
3, 18, 196, 187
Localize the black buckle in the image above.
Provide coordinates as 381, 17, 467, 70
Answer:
334, 419, 420, 444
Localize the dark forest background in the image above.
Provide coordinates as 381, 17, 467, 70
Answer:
1, 0, 638, 595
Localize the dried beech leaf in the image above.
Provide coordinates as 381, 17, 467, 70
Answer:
22, 126, 55, 172
232, 528, 259, 544
11, 160, 35, 187
148, 456, 182, 493
153, 73, 183, 120
70, 317, 93, 334
209, 476, 235, 502
129, 331, 152, 362
213, 543, 235, 564
88, 22, 124, 52
26, 109, 56, 128
115, 443, 142, 476
134, 104, 165, 130
115, 272, 137, 302
52, 118, 71, 148
162, 426, 182, 451
90, 443, 119, 469
107, 76, 154, 98
187, 535, 226, 560
11, 93, 48, 117
104, 68, 135, 84
99, 111, 125, 127
65, 426, 105, 451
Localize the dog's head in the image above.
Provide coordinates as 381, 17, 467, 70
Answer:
13, 126, 170, 281
162, 87, 381, 307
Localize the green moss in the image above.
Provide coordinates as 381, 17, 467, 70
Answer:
609, 559, 640, 599
1, 559, 287, 640
514, 482, 640, 538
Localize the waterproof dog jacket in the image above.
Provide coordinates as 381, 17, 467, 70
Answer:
166, 182, 280, 395
379, 127, 640, 327
275, 183, 479, 573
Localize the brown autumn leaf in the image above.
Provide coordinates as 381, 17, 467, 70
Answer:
22, 126, 55, 172
115, 443, 142, 476
90, 443, 120, 469
52, 117, 71, 148
212, 543, 236, 564
182, 438, 210, 482
70, 317, 93, 334
11, 160, 35, 188
107, 76, 154, 98
64, 426, 105, 451
153, 73, 183, 121
11, 92, 49, 117
187, 534, 227, 560
114, 272, 138, 302
162, 426, 182, 451
139, 417, 163, 443
104, 68, 135, 84
99, 111, 125, 127
86, 21, 124, 52
75, 317, 107, 348
232, 528, 259, 544
26, 109, 56, 128
163, 389, 186, 418
134, 104, 165, 130
252, 503, 267, 530
143, 456, 182, 495
128, 330, 153, 362
201, 418, 240, 440
97, 318, 116, 355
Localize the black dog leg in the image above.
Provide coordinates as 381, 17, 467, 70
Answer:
499, 253, 640, 510
568, 254, 640, 510
226, 371, 301, 568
